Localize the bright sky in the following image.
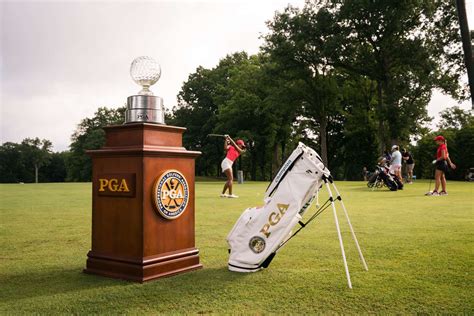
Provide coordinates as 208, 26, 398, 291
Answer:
1, 0, 473, 152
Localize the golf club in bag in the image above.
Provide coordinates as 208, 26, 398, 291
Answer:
368, 165, 399, 191
226, 143, 368, 288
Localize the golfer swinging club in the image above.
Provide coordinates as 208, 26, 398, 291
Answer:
221, 135, 246, 198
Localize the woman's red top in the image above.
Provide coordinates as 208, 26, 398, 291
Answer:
226, 145, 240, 162
436, 143, 447, 160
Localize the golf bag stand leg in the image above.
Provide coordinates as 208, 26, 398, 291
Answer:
323, 176, 352, 289
330, 182, 369, 271
315, 189, 320, 208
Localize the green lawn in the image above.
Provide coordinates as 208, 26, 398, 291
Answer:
0, 180, 473, 314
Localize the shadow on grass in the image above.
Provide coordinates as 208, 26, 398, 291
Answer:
350, 187, 397, 193
1, 264, 251, 304
1, 266, 125, 302
350, 187, 428, 196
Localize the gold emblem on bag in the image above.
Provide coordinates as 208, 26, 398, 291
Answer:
249, 236, 266, 254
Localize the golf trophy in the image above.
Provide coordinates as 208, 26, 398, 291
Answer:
126, 56, 165, 124
84, 57, 202, 282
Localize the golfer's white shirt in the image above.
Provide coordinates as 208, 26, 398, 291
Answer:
391, 151, 402, 165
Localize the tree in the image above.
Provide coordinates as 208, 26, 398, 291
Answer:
172, 51, 303, 180
412, 133, 439, 179
413, 107, 473, 180
40, 151, 68, 182
0, 142, 25, 183
1, 141, 68, 183
263, 4, 343, 166
452, 124, 474, 179
338, 76, 380, 180
435, 107, 474, 179
67, 107, 125, 181
216, 54, 281, 180
329, 0, 467, 150
455, 0, 474, 107
169, 1, 469, 181
170, 66, 221, 177
170, 52, 253, 177
437, 106, 474, 130
20, 138, 52, 183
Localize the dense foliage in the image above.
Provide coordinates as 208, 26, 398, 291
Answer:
412, 107, 474, 180
168, 1, 469, 180
0, 138, 57, 183
66, 107, 125, 182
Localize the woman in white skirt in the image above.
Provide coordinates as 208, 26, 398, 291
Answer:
221, 135, 246, 198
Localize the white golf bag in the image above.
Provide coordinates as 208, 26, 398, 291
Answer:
226, 143, 368, 288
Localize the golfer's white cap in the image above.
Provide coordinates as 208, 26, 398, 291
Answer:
391, 145, 398, 150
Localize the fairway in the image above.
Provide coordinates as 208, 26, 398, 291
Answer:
0, 181, 473, 313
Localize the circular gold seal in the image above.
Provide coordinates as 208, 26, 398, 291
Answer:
152, 170, 189, 220
249, 236, 266, 254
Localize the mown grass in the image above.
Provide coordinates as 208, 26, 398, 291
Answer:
0, 180, 473, 314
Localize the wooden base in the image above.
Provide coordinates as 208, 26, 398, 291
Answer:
85, 124, 202, 282
84, 248, 202, 282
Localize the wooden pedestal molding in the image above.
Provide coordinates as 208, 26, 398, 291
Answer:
83, 123, 202, 282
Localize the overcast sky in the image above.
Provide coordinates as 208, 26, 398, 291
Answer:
1, 0, 473, 152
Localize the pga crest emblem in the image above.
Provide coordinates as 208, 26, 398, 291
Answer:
153, 170, 189, 220
249, 236, 266, 254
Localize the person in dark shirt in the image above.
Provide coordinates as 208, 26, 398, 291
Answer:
402, 149, 415, 184
383, 150, 391, 162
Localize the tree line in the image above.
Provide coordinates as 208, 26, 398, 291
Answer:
0, 107, 125, 183
1, 104, 471, 183
1, 1, 473, 183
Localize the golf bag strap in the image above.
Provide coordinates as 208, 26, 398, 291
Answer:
261, 253, 277, 268
275, 198, 332, 252
266, 151, 305, 197
244, 196, 332, 272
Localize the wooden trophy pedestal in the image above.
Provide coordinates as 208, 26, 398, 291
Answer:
84, 123, 202, 282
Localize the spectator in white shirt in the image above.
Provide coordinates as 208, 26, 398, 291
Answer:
389, 145, 402, 181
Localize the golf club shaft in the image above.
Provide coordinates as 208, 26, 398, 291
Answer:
207, 133, 227, 138
428, 165, 436, 192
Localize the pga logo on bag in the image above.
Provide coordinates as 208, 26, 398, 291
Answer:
249, 236, 266, 254
152, 170, 189, 220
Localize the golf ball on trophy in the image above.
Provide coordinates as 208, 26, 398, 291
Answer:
130, 56, 161, 96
